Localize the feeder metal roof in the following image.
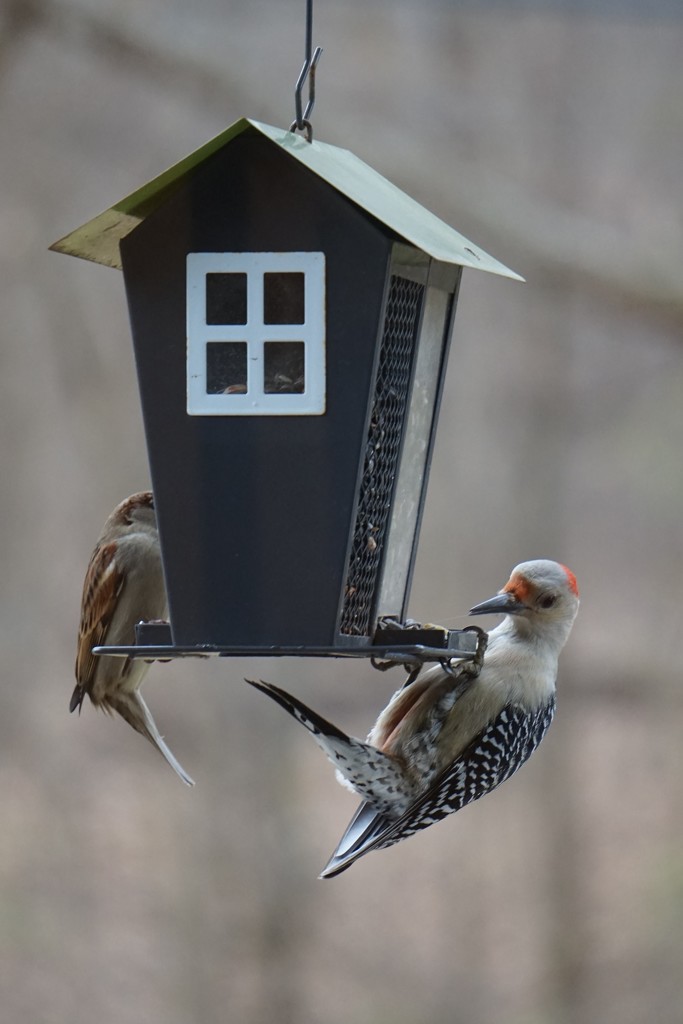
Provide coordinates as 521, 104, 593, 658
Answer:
51, 118, 522, 281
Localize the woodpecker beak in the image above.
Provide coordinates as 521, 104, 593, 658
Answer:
469, 591, 527, 616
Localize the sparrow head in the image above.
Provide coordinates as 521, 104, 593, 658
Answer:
469, 559, 579, 637
112, 491, 157, 530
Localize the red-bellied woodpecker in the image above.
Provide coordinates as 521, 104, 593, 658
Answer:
247, 559, 579, 877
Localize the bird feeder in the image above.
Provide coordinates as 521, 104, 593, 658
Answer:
52, 117, 520, 662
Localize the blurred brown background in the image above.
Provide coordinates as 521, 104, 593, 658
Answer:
1, 1, 682, 1022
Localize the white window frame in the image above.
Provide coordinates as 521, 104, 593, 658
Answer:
186, 251, 326, 415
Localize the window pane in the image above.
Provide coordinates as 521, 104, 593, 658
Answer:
263, 272, 305, 324
206, 342, 247, 394
264, 342, 305, 394
206, 273, 247, 324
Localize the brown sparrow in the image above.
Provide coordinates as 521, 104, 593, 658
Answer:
71, 491, 194, 786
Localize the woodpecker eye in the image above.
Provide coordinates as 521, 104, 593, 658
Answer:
539, 594, 557, 609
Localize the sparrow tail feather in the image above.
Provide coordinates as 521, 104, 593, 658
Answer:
108, 691, 195, 787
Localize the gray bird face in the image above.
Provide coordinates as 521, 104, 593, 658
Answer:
123, 493, 157, 530
470, 559, 579, 623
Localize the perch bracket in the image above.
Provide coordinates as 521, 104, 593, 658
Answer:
92, 621, 488, 671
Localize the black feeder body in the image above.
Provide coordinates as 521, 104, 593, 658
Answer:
52, 118, 520, 663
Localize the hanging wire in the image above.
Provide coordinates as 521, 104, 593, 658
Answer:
289, 0, 323, 142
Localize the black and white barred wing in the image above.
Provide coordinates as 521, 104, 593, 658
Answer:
321, 699, 555, 879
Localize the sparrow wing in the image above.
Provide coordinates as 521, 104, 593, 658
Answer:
73, 541, 125, 700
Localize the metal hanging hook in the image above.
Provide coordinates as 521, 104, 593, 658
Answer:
289, 0, 323, 142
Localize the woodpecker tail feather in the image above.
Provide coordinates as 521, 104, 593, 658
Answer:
320, 778, 458, 879
106, 691, 195, 787
320, 787, 452, 879
246, 679, 412, 814
319, 801, 393, 878
321, 771, 468, 879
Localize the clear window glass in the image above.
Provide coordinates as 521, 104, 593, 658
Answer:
206, 273, 247, 325
264, 342, 305, 393
206, 342, 248, 394
263, 272, 305, 325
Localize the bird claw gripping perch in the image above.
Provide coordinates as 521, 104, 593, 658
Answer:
370, 616, 486, 686
400, 624, 488, 696
455, 625, 488, 673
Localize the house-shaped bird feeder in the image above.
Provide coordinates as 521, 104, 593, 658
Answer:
52, 117, 520, 666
